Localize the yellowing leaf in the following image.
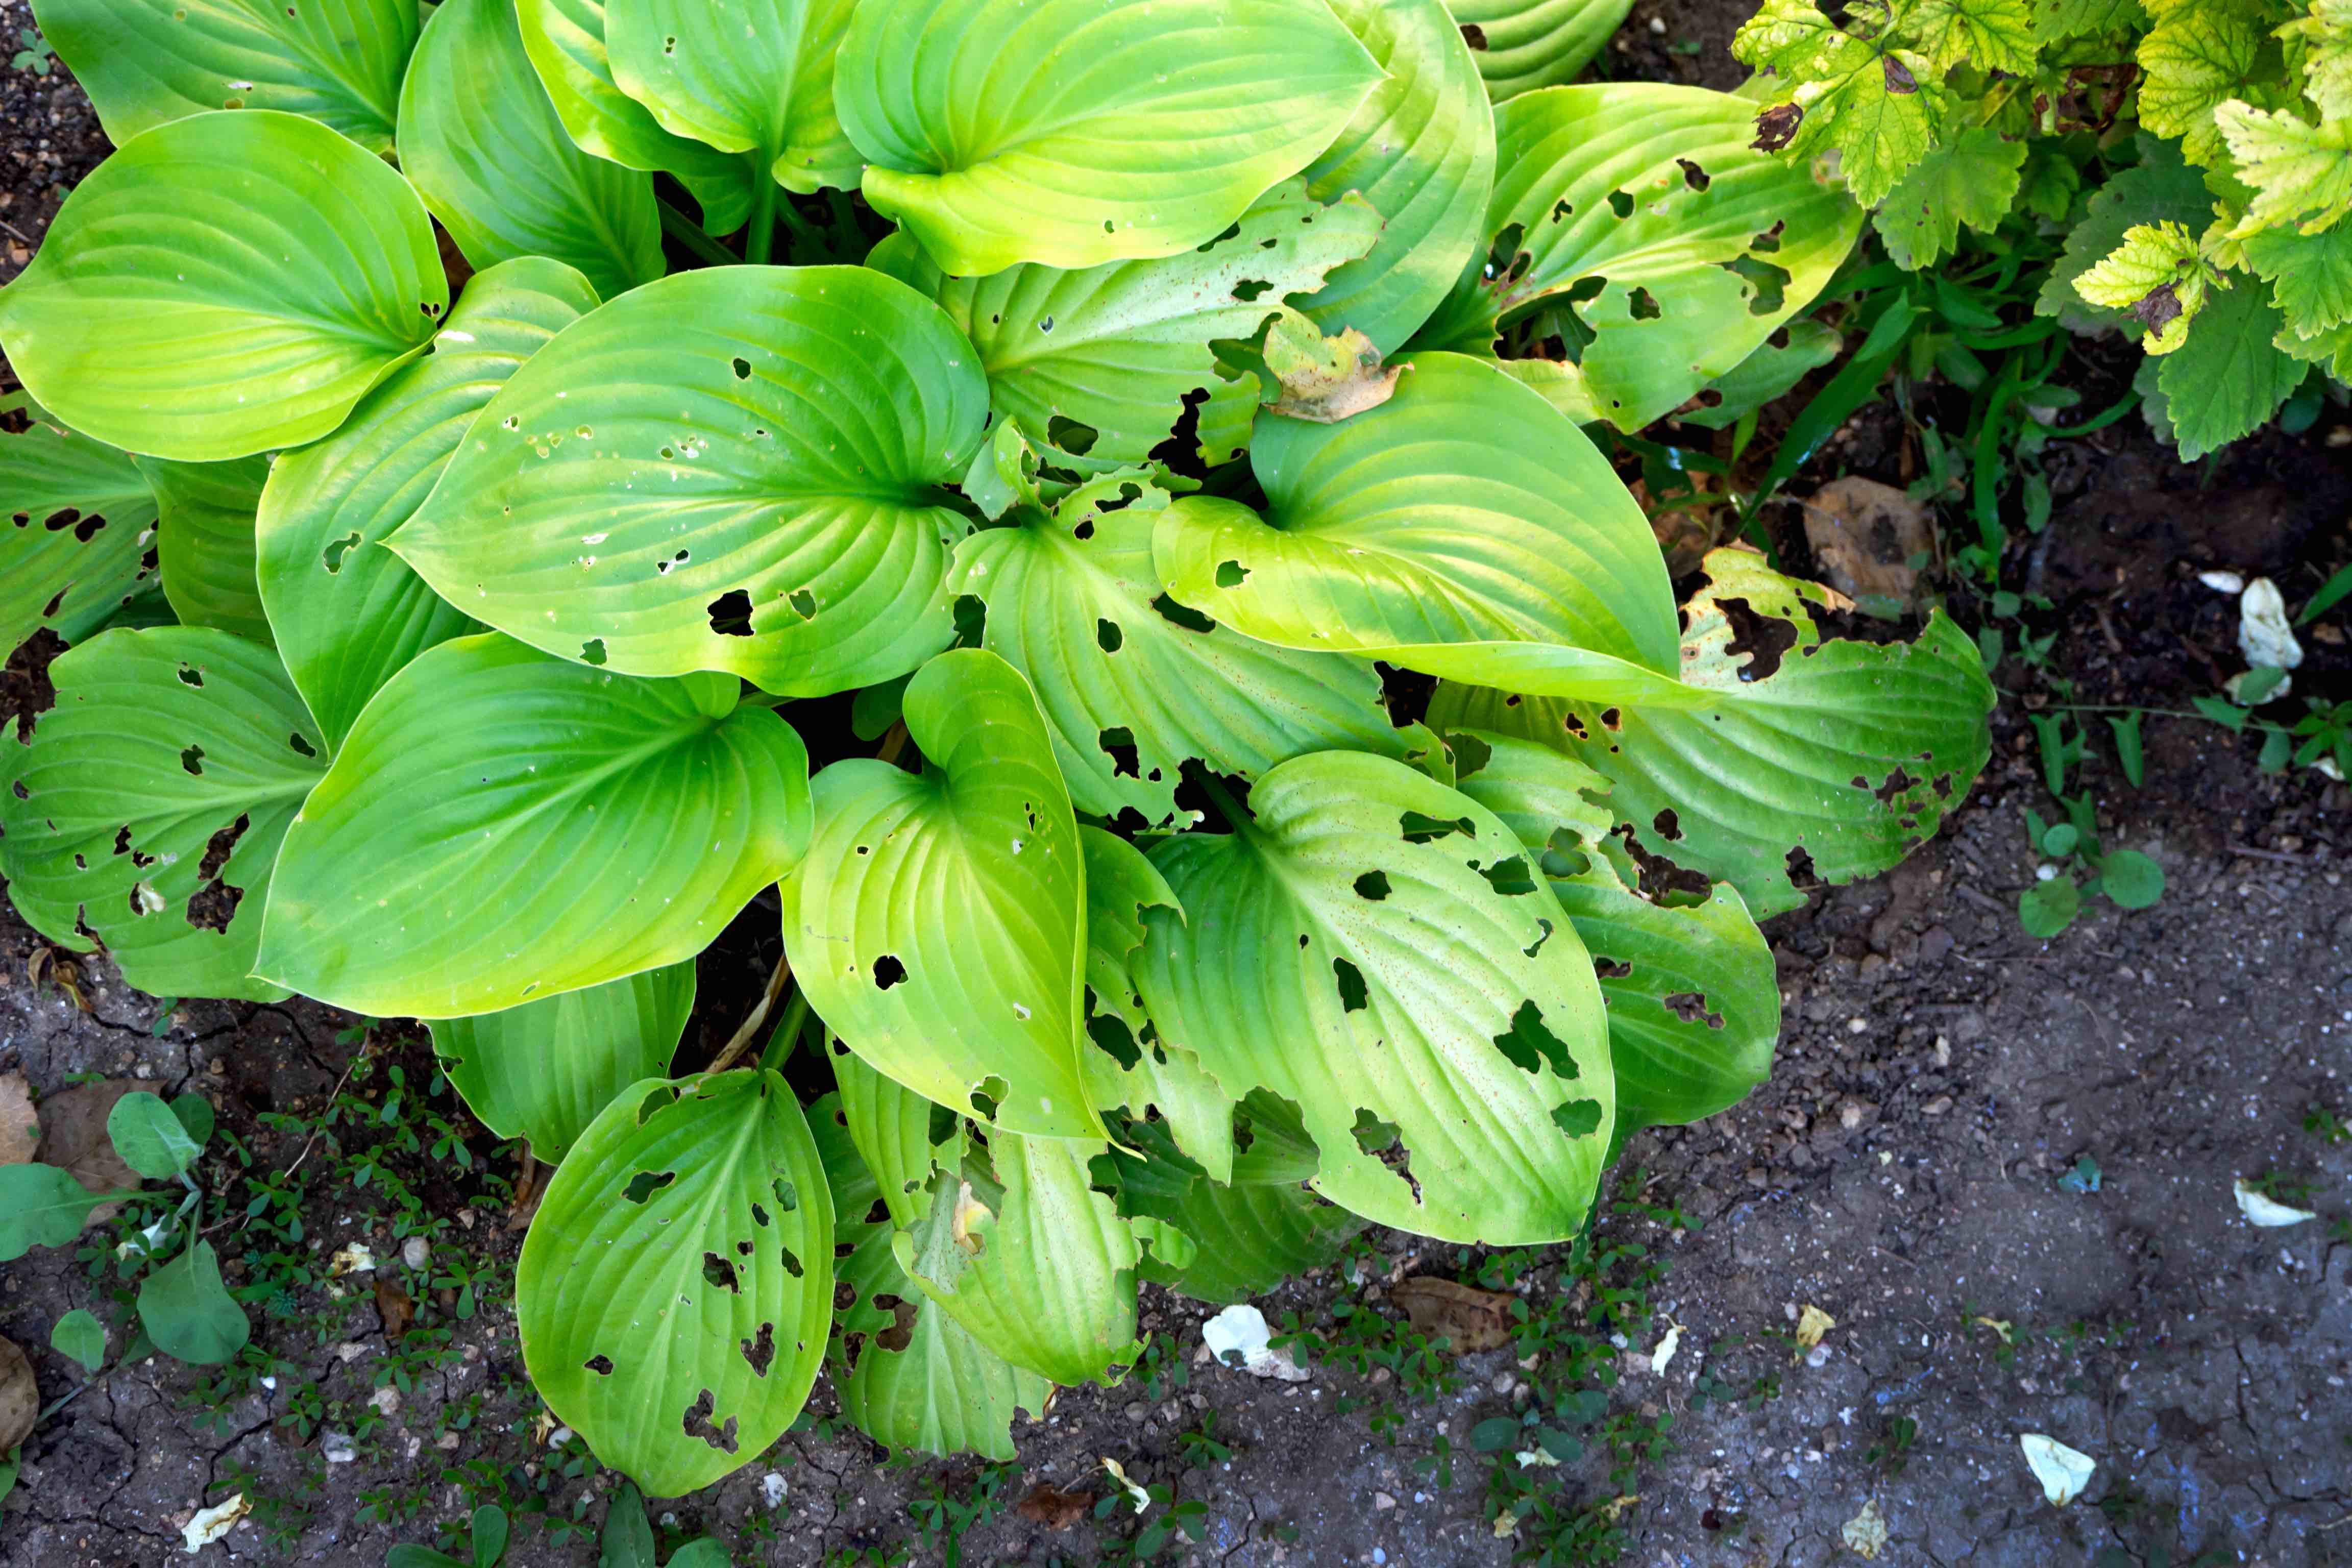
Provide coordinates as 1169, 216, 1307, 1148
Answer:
2234, 1177, 2318, 1226
1902, 0, 2036, 75
1794, 1303, 1836, 1351
1972, 1314, 2014, 1343
1259, 309, 1403, 422
1733, 0, 1942, 206
2138, 0, 2283, 167
2282, 0, 2352, 119
1872, 126, 2028, 268
2216, 100, 2352, 233
2075, 220, 2215, 352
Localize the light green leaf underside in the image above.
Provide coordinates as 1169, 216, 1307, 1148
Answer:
813, 1094, 1049, 1461
256, 257, 599, 747
1136, 750, 1614, 1244
950, 496, 1401, 825
430, 961, 696, 1164
1426, 549, 1994, 919
872, 181, 1381, 467
1441, 0, 1632, 100
28, 0, 416, 152
0, 111, 444, 463
607, 0, 861, 195
137, 456, 271, 646
1441, 730, 1777, 1135
397, 0, 663, 302
518, 1071, 833, 1498
2158, 271, 2308, 461
836, 0, 1385, 274
1469, 83, 1862, 430
1154, 352, 1679, 681
0, 627, 325, 1001
1297, 0, 1497, 356
513, 0, 757, 233
256, 633, 812, 1016
796, 649, 1099, 1141
393, 265, 989, 695
0, 414, 159, 653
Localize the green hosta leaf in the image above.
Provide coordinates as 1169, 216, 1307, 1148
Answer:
518, 1071, 833, 1497
1732, 0, 1940, 207
430, 962, 696, 1163
2139, 0, 2285, 168
1872, 126, 2028, 270
393, 265, 988, 695
513, 0, 756, 234
836, 0, 1383, 274
397, 0, 663, 301
870, 181, 1381, 467
1136, 751, 1615, 1243
257, 258, 599, 747
0, 112, 444, 463
108, 1090, 201, 1180
607, 0, 860, 195
1103, 1119, 1362, 1304
138, 1240, 251, 1365
1, 412, 159, 653
2037, 136, 2211, 330
1153, 352, 1681, 695
2154, 275, 2305, 460
946, 469, 1400, 825
812, 1094, 1049, 1460
1460, 83, 1861, 430
2216, 100, 2352, 232
1441, 730, 1777, 1137
1426, 549, 1994, 918
795, 649, 1099, 1140
1676, 318, 1842, 430
0, 628, 325, 1000
0, 1165, 115, 1262
1442, 0, 1633, 102
1296, 0, 1496, 356
50, 1309, 106, 1374
28, 0, 416, 152
257, 633, 811, 1016
137, 457, 271, 645
2244, 221, 2352, 339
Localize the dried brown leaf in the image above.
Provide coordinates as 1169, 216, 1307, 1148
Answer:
1016, 1482, 1094, 1530
1390, 1277, 1514, 1354
0, 1334, 35, 1453
375, 1278, 414, 1342
31, 1079, 145, 1226
0, 1072, 38, 1166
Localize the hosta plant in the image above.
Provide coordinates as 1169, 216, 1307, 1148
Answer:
0, 0, 1991, 1497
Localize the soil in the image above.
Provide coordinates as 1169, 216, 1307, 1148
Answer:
6, 5, 2352, 1567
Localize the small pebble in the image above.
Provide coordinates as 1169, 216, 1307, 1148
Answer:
1374, 1493, 1396, 1510
1125, 1401, 1148, 1423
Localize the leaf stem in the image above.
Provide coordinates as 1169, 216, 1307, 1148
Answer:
709, 953, 793, 1073
657, 199, 738, 267
745, 172, 779, 265
1191, 771, 1254, 837
758, 994, 811, 1075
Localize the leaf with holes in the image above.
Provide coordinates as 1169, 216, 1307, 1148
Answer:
606, 0, 861, 197
1, 410, 159, 654
0, 112, 445, 462
256, 258, 599, 747
1135, 750, 1614, 1243
870, 180, 1382, 467
430, 962, 696, 1164
1426, 549, 1994, 918
836, 0, 1384, 274
1153, 352, 1683, 700
1443, 0, 1632, 100
1420, 83, 1860, 431
796, 649, 1099, 1140
255, 633, 811, 1016
397, 0, 663, 301
137, 457, 271, 646
518, 1070, 832, 1497
29, 0, 418, 152
947, 458, 1401, 826
1440, 729, 1777, 1141
0, 628, 324, 1000
391, 266, 988, 695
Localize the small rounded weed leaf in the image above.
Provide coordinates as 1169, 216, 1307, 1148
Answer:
50, 1308, 106, 1375
2098, 848, 2165, 910
2018, 875, 2082, 938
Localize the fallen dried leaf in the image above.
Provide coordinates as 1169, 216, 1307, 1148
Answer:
1799, 477, 1936, 612
1596, 1494, 1639, 1523
1016, 1482, 1093, 1530
0, 1073, 37, 1165
329, 1243, 377, 1278
1262, 309, 1401, 422
1390, 1277, 1514, 1354
181, 1492, 249, 1553
0, 1334, 35, 1452
1100, 1457, 1150, 1513
1649, 1320, 1685, 1376
1841, 1497, 1889, 1558
31, 1079, 145, 1226
375, 1278, 414, 1341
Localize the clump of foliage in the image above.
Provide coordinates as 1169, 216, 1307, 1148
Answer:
0, 0, 1989, 1501
1735, 0, 2352, 459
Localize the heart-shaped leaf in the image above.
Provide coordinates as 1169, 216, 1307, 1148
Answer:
607, 0, 861, 195
0, 1166, 116, 1262
0, 111, 446, 462
257, 257, 600, 746
107, 1091, 201, 1181
256, 633, 812, 1016
1442, 0, 1631, 101
836, 0, 1384, 274
136, 457, 271, 645
31, 0, 418, 152
0, 628, 326, 1001
947, 470, 1400, 825
1294, 0, 1496, 356
1, 411, 159, 653
137, 1240, 250, 1365
518, 1071, 833, 1497
870, 181, 1382, 467
1135, 751, 1613, 1243
796, 649, 1099, 1140
49, 1309, 106, 1375
393, 265, 989, 695
1426, 550, 1995, 917
1153, 351, 1681, 689
430, 962, 696, 1164
397, 0, 664, 301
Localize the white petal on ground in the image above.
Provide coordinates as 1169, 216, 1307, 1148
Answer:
2239, 578, 2303, 672
1200, 1303, 1311, 1381
2234, 1179, 2318, 1228
1840, 1498, 1889, 1558
1650, 1321, 1683, 1376
2019, 1434, 2094, 1505
181, 1494, 249, 1553
2196, 570, 2245, 594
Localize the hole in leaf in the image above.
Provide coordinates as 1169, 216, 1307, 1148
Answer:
581, 639, 607, 666
1627, 286, 1661, 321
1353, 870, 1391, 901
1046, 415, 1098, 454
1459, 20, 1487, 47
1491, 998, 1576, 1078
1098, 727, 1140, 777
1552, 1099, 1603, 1138
1214, 560, 1250, 588
656, 548, 690, 575
176, 664, 203, 687
323, 531, 363, 574
731, 357, 751, 379
1721, 597, 1798, 678
707, 589, 755, 637
681, 1389, 739, 1454
1676, 158, 1710, 191
1479, 855, 1536, 896
702, 1253, 741, 1293
741, 1322, 775, 1376
878, 1297, 917, 1353
1451, 732, 1492, 778
1350, 1107, 1400, 1154
953, 593, 988, 645
179, 745, 205, 776
970, 1076, 1007, 1120
1523, 918, 1554, 959
622, 1170, 676, 1203
1400, 811, 1474, 844
1607, 190, 1634, 218
1232, 278, 1273, 302
1663, 991, 1725, 1028
1332, 956, 1369, 1013
583, 1355, 614, 1376
1152, 594, 1214, 634
787, 588, 817, 619
1652, 808, 1682, 842
779, 1245, 803, 1279
872, 954, 906, 990
1096, 617, 1123, 653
